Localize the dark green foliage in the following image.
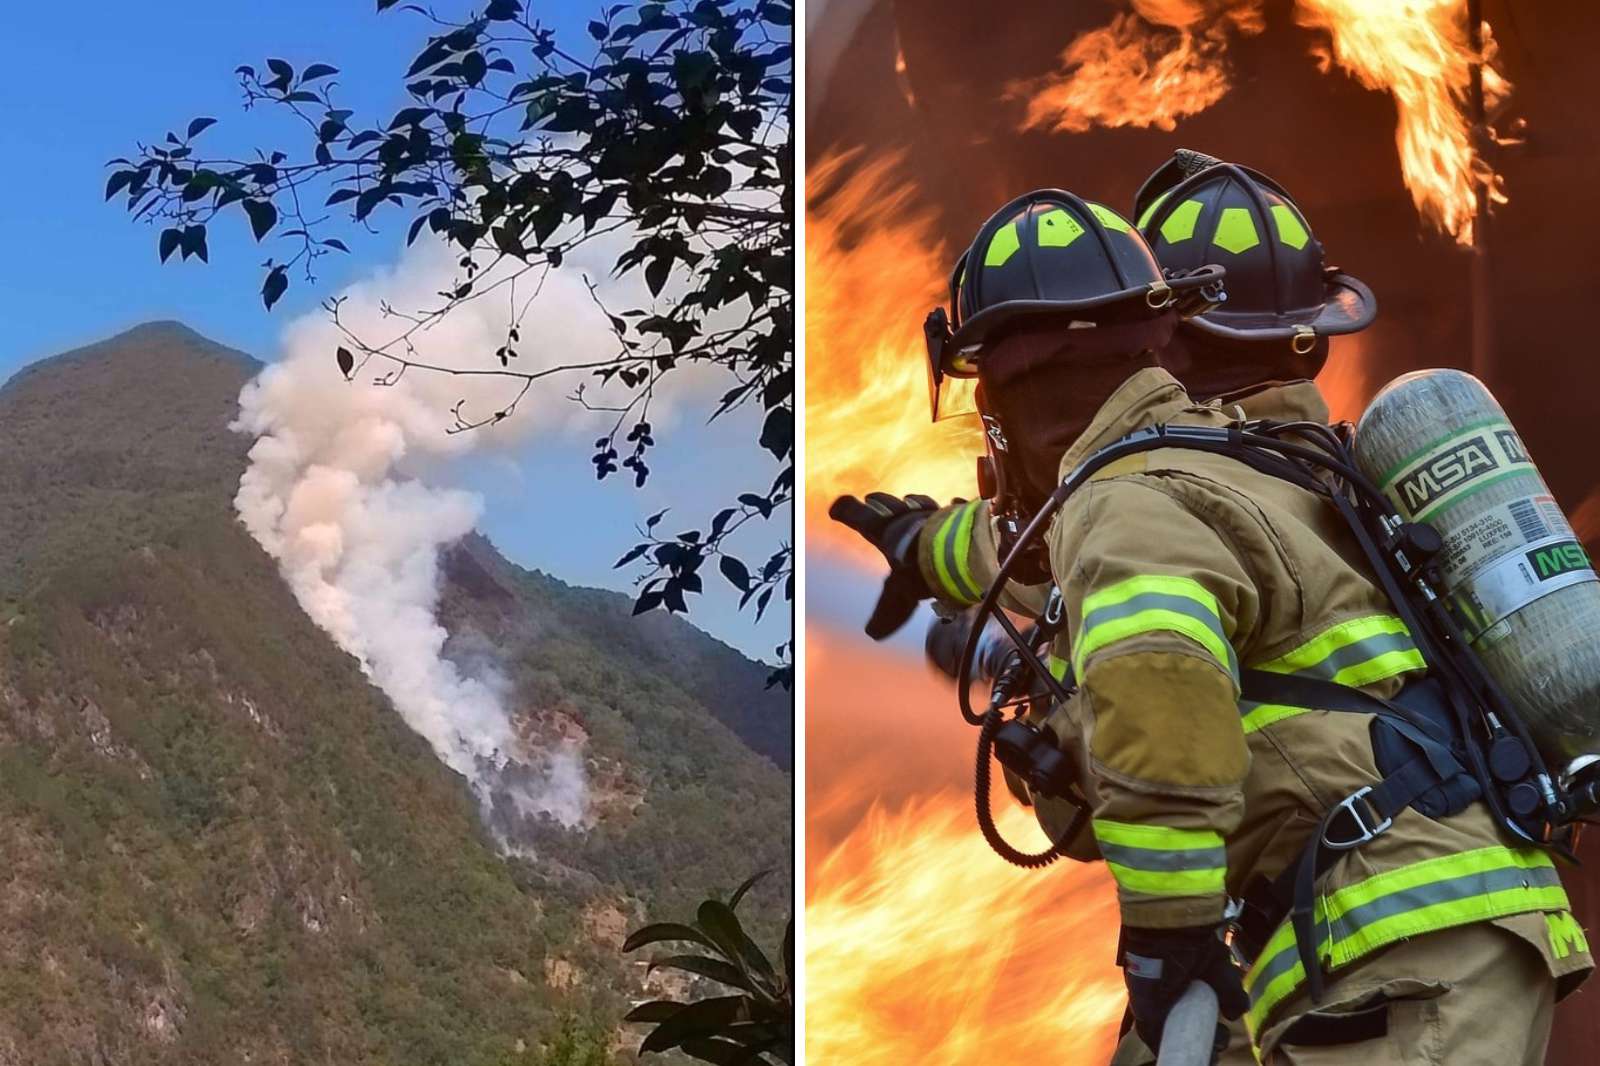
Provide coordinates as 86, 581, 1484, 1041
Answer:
106, 1, 794, 671
623, 873, 793, 1065
0, 324, 792, 1064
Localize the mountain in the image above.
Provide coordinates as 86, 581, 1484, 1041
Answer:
0, 321, 791, 1065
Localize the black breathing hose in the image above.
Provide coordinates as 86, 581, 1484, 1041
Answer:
974, 708, 1085, 868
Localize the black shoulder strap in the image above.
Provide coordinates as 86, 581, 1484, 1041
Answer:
1237, 668, 1469, 1003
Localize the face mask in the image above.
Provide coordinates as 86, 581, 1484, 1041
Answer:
977, 313, 1178, 510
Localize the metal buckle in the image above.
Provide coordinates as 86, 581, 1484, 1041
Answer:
1145, 280, 1172, 309
1322, 786, 1392, 850
1290, 325, 1317, 354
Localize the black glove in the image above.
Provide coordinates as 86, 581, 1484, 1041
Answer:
828, 492, 942, 640
1120, 923, 1247, 1057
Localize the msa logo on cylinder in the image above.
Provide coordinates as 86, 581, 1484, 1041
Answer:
1387, 424, 1534, 520
1527, 540, 1591, 582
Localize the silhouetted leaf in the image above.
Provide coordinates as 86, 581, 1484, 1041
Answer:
639, 996, 748, 1054
645, 255, 671, 296
719, 556, 750, 592
158, 228, 181, 263
649, 954, 752, 991
624, 1000, 685, 1024
243, 199, 277, 241
181, 225, 209, 262
623, 921, 718, 954
336, 347, 354, 378
301, 63, 339, 82
782, 920, 793, 984
758, 408, 791, 460
698, 900, 775, 983
728, 870, 769, 910
262, 266, 288, 310
186, 117, 217, 139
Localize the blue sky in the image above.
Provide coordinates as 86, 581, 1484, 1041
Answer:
0, 1, 788, 660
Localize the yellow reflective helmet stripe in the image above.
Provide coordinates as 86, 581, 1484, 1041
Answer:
1212, 207, 1261, 254
930, 501, 983, 605
1270, 203, 1310, 250
1037, 208, 1084, 248
1094, 819, 1227, 898
1088, 202, 1132, 233
1159, 199, 1204, 244
1074, 574, 1236, 681
984, 221, 1021, 267
1136, 191, 1171, 230
1242, 846, 1567, 1036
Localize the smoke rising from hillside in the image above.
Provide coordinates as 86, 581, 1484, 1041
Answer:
231, 239, 644, 832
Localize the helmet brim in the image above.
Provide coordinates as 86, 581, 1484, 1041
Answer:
1185, 270, 1375, 344
943, 265, 1225, 377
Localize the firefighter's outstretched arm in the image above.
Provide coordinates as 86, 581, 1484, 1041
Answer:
828, 492, 942, 639
830, 493, 1049, 637
912, 497, 1051, 616
1053, 474, 1254, 1050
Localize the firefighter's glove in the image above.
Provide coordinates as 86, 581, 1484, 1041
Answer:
828, 492, 940, 640
1120, 923, 1247, 1057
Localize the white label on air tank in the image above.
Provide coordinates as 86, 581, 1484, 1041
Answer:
1448, 533, 1599, 641
1437, 494, 1576, 584
1380, 419, 1537, 522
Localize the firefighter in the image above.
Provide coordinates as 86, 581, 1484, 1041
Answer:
831, 188, 1590, 1063
1111, 150, 1382, 1066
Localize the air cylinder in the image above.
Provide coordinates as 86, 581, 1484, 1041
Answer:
1354, 369, 1600, 764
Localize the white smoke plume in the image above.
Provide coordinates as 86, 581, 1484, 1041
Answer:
231, 238, 657, 833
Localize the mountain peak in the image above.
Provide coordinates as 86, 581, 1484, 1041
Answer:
3, 320, 257, 397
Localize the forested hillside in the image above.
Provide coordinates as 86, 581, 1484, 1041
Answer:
0, 321, 791, 1065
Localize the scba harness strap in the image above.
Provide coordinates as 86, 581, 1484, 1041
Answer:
955, 418, 1584, 1021
1231, 668, 1482, 1003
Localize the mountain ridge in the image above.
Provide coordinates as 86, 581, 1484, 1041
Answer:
0, 320, 790, 1064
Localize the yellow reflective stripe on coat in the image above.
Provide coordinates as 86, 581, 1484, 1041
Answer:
1242, 845, 1567, 1036
1548, 911, 1590, 959
930, 501, 983, 605
1074, 574, 1236, 681
1239, 614, 1426, 734
1046, 653, 1070, 682
1093, 819, 1227, 898
1256, 614, 1425, 687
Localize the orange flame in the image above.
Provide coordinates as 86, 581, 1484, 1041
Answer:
804, 151, 980, 543
1314, 333, 1377, 424
1007, 12, 1235, 135
804, 628, 1123, 1064
1008, 1, 1511, 244
1297, 0, 1504, 243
